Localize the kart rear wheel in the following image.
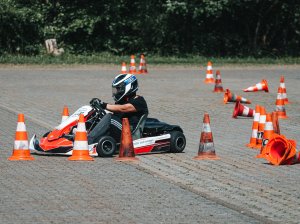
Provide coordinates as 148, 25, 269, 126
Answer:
170, 131, 186, 153
96, 136, 116, 157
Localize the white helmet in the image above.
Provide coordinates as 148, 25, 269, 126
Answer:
112, 74, 138, 102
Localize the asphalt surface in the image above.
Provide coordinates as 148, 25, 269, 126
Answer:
0, 64, 299, 223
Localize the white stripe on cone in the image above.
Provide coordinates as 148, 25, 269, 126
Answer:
73, 140, 88, 150
16, 122, 26, 131
14, 140, 29, 149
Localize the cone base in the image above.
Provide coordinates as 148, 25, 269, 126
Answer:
246, 143, 257, 148
213, 89, 225, 93
115, 156, 139, 162
255, 154, 266, 159
68, 150, 94, 161
254, 144, 262, 149
277, 114, 288, 119
193, 153, 220, 160
8, 149, 35, 161
204, 79, 214, 84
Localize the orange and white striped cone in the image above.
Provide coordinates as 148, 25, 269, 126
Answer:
271, 111, 280, 134
68, 114, 94, 161
116, 118, 138, 161
246, 105, 261, 148
213, 70, 225, 92
138, 54, 148, 74
8, 114, 35, 161
61, 105, 69, 123
121, 62, 127, 74
129, 55, 137, 74
204, 61, 214, 83
232, 100, 255, 118
243, 79, 269, 92
255, 106, 266, 149
223, 89, 251, 104
279, 75, 289, 104
256, 113, 274, 158
194, 113, 219, 160
275, 87, 288, 119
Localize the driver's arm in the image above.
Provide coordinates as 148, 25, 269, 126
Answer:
106, 103, 137, 113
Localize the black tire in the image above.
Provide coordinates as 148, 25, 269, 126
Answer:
96, 136, 116, 157
170, 131, 186, 153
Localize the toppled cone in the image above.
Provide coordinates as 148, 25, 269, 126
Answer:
232, 101, 255, 118
243, 79, 269, 92
8, 114, 35, 161
224, 89, 251, 104
263, 133, 299, 165
68, 114, 94, 161
194, 113, 219, 160
116, 118, 138, 161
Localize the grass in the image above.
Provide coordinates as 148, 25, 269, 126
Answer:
1, 52, 300, 65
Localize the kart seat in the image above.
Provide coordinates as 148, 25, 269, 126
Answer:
131, 113, 148, 140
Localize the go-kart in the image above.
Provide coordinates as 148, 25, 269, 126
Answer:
29, 102, 186, 157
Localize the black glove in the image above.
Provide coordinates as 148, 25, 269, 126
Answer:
89, 98, 107, 109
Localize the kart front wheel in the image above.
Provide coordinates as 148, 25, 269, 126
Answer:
96, 136, 116, 157
170, 131, 186, 153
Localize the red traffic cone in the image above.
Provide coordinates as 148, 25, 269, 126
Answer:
8, 114, 35, 161
280, 75, 289, 104
213, 70, 225, 92
254, 106, 266, 149
271, 111, 280, 135
61, 105, 69, 123
204, 61, 214, 83
263, 134, 299, 165
121, 62, 127, 74
194, 113, 219, 160
224, 89, 251, 104
116, 118, 138, 161
68, 114, 94, 161
129, 55, 137, 74
243, 79, 269, 92
138, 54, 148, 74
275, 87, 288, 119
232, 101, 255, 118
246, 105, 261, 148
256, 113, 274, 158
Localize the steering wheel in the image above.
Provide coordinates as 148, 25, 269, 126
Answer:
90, 98, 106, 118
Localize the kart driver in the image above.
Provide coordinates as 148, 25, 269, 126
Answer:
87, 73, 148, 144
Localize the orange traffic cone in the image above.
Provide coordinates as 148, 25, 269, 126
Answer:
213, 70, 225, 92
121, 62, 127, 74
204, 61, 214, 83
194, 113, 219, 160
263, 134, 299, 165
61, 105, 69, 123
280, 75, 289, 104
68, 114, 94, 161
256, 113, 274, 158
8, 114, 35, 161
116, 118, 138, 161
271, 111, 280, 134
275, 87, 288, 119
255, 106, 266, 149
246, 105, 261, 148
232, 101, 255, 118
224, 89, 251, 104
138, 54, 148, 74
129, 55, 137, 74
243, 79, 269, 92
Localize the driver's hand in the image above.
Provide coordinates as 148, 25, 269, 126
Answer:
90, 98, 107, 109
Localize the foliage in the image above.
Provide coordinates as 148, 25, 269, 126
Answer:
1, 0, 300, 57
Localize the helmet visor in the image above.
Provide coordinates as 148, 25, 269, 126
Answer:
112, 85, 125, 102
